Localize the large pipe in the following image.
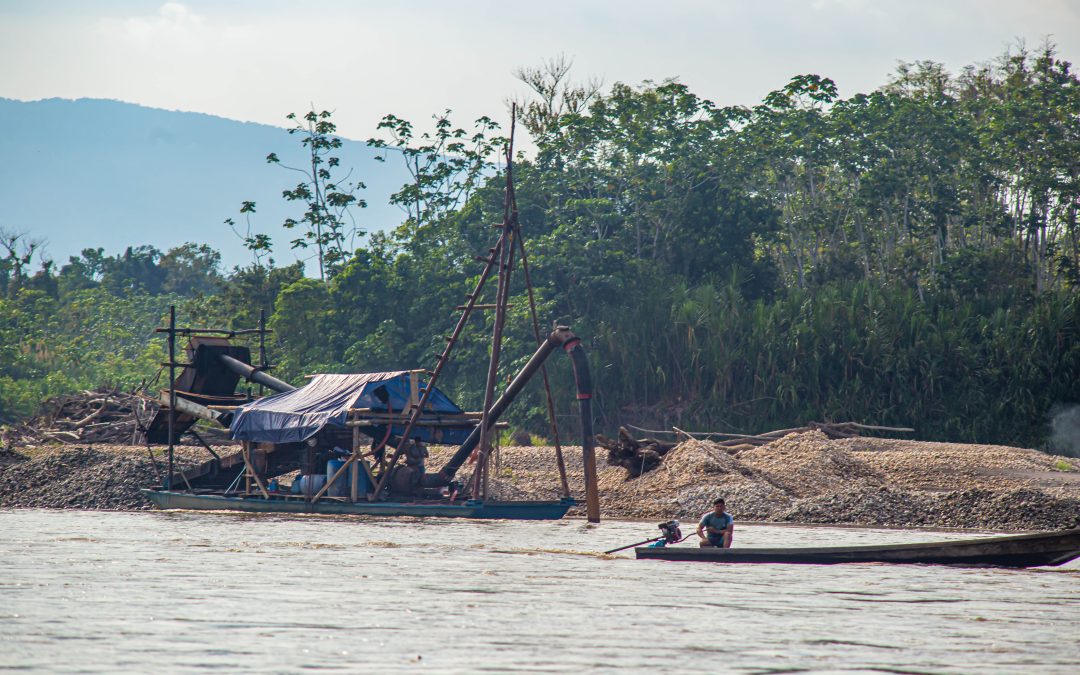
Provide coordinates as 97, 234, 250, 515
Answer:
157, 391, 224, 424
218, 353, 295, 393
436, 326, 600, 522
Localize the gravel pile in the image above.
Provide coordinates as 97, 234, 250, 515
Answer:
484, 432, 1080, 530
775, 486, 1080, 531
676, 482, 793, 521
738, 431, 885, 496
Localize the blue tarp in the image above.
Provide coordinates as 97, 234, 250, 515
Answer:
229, 372, 470, 445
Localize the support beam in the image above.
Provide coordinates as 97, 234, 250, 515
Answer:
241, 441, 271, 499
312, 454, 358, 502
167, 305, 175, 490
351, 427, 360, 503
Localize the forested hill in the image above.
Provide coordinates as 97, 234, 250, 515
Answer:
3, 45, 1080, 453
0, 97, 407, 267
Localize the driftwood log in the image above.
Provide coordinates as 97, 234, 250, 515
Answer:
597, 427, 678, 478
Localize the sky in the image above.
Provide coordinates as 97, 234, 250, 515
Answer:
2, 0, 1079, 144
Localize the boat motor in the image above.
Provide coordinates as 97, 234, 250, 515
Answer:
603, 519, 683, 555
657, 520, 682, 545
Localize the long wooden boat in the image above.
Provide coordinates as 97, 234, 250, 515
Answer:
634, 528, 1080, 568
141, 488, 574, 520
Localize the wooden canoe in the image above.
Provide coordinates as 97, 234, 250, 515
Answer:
634, 528, 1080, 568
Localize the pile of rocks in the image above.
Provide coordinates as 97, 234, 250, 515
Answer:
471, 431, 1080, 530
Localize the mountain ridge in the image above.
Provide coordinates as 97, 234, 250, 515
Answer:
0, 97, 408, 270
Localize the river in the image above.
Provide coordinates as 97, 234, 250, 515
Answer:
1, 510, 1077, 673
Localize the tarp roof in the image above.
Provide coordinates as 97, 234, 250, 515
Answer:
229, 372, 468, 445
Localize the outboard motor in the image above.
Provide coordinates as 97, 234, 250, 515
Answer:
648, 520, 682, 548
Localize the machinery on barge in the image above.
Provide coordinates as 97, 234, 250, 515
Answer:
140, 114, 600, 521
140, 325, 596, 520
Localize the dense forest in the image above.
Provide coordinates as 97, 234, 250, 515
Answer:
3, 45, 1080, 451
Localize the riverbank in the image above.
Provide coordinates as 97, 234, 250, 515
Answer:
2, 432, 1078, 530
475, 431, 1080, 531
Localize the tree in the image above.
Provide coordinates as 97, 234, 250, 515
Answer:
511, 54, 603, 140
367, 111, 505, 244
267, 108, 365, 283
225, 200, 274, 268
0, 228, 44, 298
159, 243, 223, 296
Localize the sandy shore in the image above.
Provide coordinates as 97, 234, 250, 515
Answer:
2, 431, 1078, 530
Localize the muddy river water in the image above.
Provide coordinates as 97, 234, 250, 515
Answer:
1, 509, 1077, 673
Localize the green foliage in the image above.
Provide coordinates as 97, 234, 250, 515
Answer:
367, 111, 505, 245
4, 44, 1080, 454
269, 108, 366, 282
225, 200, 274, 268
0, 287, 172, 421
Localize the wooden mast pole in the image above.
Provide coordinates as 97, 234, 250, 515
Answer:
258, 309, 267, 398
367, 230, 507, 500
473, 106, 519, 500
166, 305, 176, 491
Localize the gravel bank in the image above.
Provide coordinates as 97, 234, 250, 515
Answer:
0, 445, 210, 510
2, 432, 1079, 530
449, 431, 1080, 531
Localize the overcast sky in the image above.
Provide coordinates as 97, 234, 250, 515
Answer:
2, 0, 1079, 142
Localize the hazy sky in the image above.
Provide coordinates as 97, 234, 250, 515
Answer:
2, 1, 1079, 141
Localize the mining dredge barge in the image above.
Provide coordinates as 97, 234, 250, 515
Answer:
141, 116, 601, 521
140, 324, 596, 520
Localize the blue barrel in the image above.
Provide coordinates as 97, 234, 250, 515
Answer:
326, 459, 349, 497
297, 474, 326, 495
355, 461, 374, 496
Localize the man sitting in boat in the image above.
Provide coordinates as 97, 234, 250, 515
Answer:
697, 498, 734, 548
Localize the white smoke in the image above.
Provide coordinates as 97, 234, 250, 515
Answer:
1049, 405, 1080, 457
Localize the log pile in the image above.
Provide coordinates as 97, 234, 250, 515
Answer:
671, 421, 914, 450
0, 388, 155, 448
0, 388, 239, 450
602, 421, 914, 478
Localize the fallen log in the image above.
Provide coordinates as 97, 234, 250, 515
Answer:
597, 427, 678, 478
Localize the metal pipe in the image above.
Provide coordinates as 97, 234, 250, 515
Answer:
438, 331, 560, 480
217, 354, 295, 393
567, 338, 600, 523
156, 391, 224, 424
437, 326, 599, 522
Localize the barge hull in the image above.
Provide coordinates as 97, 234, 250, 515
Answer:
142, 489, 573, 520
